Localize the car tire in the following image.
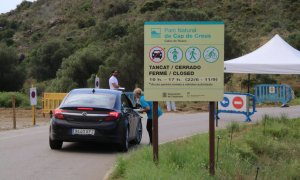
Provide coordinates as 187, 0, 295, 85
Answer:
133, 119, 142, 144
49, 137, 63, 150
119, 126, 129, 152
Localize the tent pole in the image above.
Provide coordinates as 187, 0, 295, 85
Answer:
247, 74, 250, 93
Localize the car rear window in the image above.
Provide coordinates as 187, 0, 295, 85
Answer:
63, 93, 117, 109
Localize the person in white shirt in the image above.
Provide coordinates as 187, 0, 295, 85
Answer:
109, 70, 121, 89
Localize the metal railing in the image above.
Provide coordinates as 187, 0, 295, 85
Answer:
255, 84, 293, 105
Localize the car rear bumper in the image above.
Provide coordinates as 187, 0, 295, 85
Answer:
50, 118, 125, 144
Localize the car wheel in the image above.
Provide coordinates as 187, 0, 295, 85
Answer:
133, 119, 142, 144
49, 137, 63, 150
119, 126, 129, 152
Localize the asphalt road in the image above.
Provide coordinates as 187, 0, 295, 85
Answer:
1, 105, 300, 180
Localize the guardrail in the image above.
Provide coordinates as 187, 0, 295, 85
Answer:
216, 92, 256, 122
255, 84, 293, 105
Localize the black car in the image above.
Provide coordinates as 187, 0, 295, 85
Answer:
152, 50, 162, 59
49, 88, 142, 152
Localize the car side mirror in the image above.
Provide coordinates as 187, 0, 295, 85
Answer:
123, 108, 130, 114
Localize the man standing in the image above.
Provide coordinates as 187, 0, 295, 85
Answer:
109, 70, 121, 89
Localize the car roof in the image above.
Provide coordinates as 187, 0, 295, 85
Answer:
69, 88, 122, 95
61, 88, 122, 110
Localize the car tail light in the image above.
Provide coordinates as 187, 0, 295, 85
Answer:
77, 107, 94, 111
104, 111, 120, 121
54, 109, 65, 120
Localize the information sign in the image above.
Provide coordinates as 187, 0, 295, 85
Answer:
144, 21, 224, 101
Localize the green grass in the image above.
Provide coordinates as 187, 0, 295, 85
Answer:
290, 97, 300, 106
109, 116, 300, 180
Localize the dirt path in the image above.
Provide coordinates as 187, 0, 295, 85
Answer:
0, 108, 50, 131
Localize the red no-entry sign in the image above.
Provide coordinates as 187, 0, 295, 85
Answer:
232, 96, 244, 109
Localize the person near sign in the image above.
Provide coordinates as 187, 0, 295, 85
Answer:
133, 88, 163, 145
109, 70, 122, 90
166, 101, 176, 112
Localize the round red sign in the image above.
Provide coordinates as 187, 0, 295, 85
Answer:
232, 96, 244, 109
31, 91, 36, 98
149, 46, 165, 63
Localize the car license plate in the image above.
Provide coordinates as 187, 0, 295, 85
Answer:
72, 129, 95, 135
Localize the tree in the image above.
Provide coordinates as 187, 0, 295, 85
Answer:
51, 45, 107, 91
27, 40, 73, 81
98, 21, 144, 90
0, 45, 25, 91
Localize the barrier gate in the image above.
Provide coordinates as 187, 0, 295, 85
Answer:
42, 93, 67, 116
217, 92, 256, 122
255, 84, 294, 105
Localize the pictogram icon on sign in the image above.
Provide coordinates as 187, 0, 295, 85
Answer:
220, 96, 229, 107
149, 46, 165, 63
204, 47, 219, 63
232, 96, 244, 109
167, 47, 183, 63
185, 47, 201, 63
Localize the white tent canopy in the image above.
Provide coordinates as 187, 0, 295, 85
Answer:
224, 34, 300, 74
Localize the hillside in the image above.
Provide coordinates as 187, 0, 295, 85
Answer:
0, 0, 299, 93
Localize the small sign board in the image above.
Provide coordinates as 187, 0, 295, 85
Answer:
144, 21, 224, 101
218, 94, 247, 112
30, 87, 37, 106
269, 86, 275, 94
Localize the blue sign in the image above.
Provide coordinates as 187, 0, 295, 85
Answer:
220, 96, 229, 107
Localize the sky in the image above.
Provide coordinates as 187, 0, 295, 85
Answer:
0, 0, 36, 14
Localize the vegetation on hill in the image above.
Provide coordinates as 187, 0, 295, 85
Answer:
0, 0, 299, 94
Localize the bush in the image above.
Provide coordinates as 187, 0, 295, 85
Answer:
0, 92, 30, 108
140, 0, 166, 13
103, 1, 130, 19
16, 1, 32, 11
77, 18, 96, 29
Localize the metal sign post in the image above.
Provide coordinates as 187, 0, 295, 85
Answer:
153, 102, 159, 163
30, 87, 37, 126
12, 95, 16, 129
32, 105, 36, 126
209, 102, 215, 175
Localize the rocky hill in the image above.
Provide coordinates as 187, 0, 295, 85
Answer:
0, 0, 299, 93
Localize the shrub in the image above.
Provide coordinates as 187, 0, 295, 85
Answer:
0, 92, 30, 108
77, 18, 96, 29
140, 0, 166, 13
103, 1, 130, 19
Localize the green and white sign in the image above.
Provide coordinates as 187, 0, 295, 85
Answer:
144, 21, 224, 101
